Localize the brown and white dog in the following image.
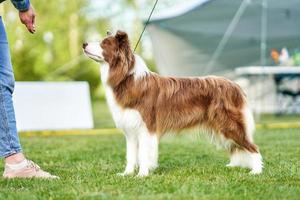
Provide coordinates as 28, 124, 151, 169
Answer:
83, 30, 263, 177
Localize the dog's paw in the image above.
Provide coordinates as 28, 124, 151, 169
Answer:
249, 168, 262, 175
117, 170, 134, 177
136, 173, 148, 178
117, 164, 136, 176
149, 163, 158, 171
226, 163, 237, 167
137, 169, 149, 178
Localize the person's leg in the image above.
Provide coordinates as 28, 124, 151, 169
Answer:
0, 17, 58, 179
0, 16, 24, 161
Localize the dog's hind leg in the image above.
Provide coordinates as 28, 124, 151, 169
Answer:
227, 148, 263, 174
226, 106, 263, 174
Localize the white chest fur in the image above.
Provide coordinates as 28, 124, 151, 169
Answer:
99, 60, 148, 134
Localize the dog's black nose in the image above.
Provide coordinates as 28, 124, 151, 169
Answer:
82, 43, 88, 49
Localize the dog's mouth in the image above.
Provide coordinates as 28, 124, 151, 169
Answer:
83, 49, 104, 62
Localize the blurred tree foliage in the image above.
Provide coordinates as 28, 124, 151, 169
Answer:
0, 0, 110, 95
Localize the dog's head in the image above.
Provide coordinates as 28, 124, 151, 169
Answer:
83, 30, 133, 64
83, 30, 135, 86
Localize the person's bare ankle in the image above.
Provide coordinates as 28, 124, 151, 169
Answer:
5, 153, 26, 164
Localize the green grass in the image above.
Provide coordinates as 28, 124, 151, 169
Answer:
259, 114, 300, 124
1, 100, 299, 199
0, 128, 300, 200
92, 99, 115, 129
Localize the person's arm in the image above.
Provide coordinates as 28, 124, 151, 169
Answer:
11, 0, 36, 34
11, 0, 30, 12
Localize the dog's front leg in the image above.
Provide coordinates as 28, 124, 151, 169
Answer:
148, 133, 159, 171
118, 133, 138, 176
137, 131, 158, 177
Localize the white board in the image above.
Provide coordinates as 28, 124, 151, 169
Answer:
13, 82, 94, 131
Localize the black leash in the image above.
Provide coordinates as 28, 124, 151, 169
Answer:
133, 0, 159, 52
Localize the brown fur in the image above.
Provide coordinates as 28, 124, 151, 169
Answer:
101, 31, 258, 153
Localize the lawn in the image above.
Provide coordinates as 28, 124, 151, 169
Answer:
0, 127, 300, 200
1, 100, 299, 199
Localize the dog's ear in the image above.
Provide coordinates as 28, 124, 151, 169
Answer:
107, 30, 112, 36
115, 30, 129, 47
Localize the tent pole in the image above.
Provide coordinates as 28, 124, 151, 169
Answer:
257, 0, 268, 121
260, 0, 268, 66
205, 0, 250, 73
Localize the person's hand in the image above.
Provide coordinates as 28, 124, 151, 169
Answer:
19, 5, 36, 34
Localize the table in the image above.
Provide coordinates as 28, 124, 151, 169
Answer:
235, 66, 300, 75
235, 66, 300, 114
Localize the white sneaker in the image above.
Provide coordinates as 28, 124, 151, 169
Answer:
3, 160, 59, 179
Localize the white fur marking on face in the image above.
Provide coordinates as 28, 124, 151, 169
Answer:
84, 42, 104, 62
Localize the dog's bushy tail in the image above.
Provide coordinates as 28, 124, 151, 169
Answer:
237, 105, 258, 153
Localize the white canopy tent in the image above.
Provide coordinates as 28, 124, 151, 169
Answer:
147, 0, 300, 76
